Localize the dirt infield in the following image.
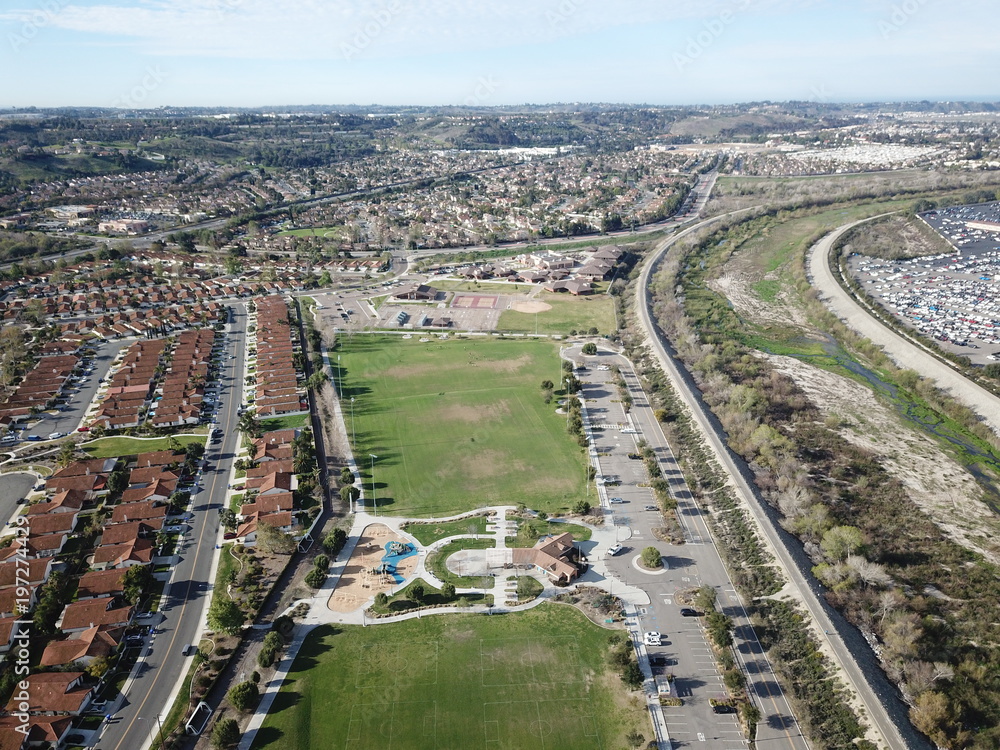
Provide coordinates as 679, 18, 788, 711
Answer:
327, 523, 420, 613
510, 300, 552, 313
452, 294, 500, 310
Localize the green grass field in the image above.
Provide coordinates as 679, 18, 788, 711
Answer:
252, 606, 648, 750
339, 337, 589, 516
497, 293, 616, 336
404, 515, 490, 546
80, 434, 205, 458
260, 413, 310, 431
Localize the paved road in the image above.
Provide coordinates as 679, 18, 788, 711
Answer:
95, 304, 248, 750
635, 213, 927, 750
566, 345, 806, 749
0, 473, 35, 525
807, 217, 1000, 432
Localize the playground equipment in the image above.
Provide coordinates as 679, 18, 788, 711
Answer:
386, 541, 413, 557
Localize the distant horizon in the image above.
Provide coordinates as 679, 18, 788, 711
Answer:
3, 98, 1000, 113
2, 1, 998, 109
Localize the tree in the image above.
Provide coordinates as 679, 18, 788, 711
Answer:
257, 646, 276, 668
573, 499, 591, 516
582, 342, 598, 355
256, 521, 295, 554
540, 379, 554, 390
55, 442, 77, 468
340, 485, 360, 506
441, 582, 456, 600
340, 467, 355, 485
86, 655, 111, 678
621, 661, 643, 690
106, 468, 129, 494
313, 554, 329, 571
641, 546, 662, 569
821, 525, 865, 562
219, 508, 238, 531
374, 592, 388, 607
408, 583, 425, 603
227, 681, 259, 712
322, 528, 347, 556
304, 568, 326, 588
121, 564, 153, 605
212, 717, 241, 749
208, 596, 245, 635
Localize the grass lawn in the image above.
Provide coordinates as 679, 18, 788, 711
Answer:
260, 413, 310, 431
427, 538, 496, 588
252, 605, 648, 750
403, 515, 490, 546
497, 293, 616, 336
339, 336, 590, 517
215, 543, 239, 590
80, 434, 205, 458
368, 577, 491, 615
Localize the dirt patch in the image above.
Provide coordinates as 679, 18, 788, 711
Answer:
455, 449, 523, 480
511, 300, 552, 313
327, 523, 420, 613
481, 353, 533, 373
767, 353, 1000, 564
710, 270, 809, 330
438, 400, 511, 424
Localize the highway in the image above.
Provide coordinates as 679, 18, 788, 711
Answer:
94, 303, 248, 750
634, 214, 927, 749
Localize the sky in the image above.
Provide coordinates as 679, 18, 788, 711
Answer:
1, 0, 998, 108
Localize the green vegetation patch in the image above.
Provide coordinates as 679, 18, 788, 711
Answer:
80, 434, 205, 458
276, 226, 346, 239
512, 519, 592, 547
497, 293, 616, 336
338, 336, 590, 516
259, 413, 310, 432
252, 606, 647, 750
427, 538, 496, 588
403, 515, 490, 546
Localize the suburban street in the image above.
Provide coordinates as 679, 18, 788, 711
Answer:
565, 343, 808, 749
95, 304, 248, 750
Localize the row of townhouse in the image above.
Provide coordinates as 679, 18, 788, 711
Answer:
90, 340, 167, 432
149, 330, 216, 429
251, 298, 306, 417
0, 355, 79, 425
233, 429, 302, 545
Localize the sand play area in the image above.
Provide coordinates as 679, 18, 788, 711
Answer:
327, 523, 420, 613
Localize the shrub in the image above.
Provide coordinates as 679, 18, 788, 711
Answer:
622, 662, 644, 690
211, 717, 240, 749
257, 647, 275, 669
641, 546, 662, 569
304, 568, 326, 588
227, 681, 259, 712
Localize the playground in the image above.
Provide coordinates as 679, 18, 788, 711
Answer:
327, 524, 420, 614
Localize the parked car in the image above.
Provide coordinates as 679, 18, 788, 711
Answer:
607, 543, 624, 556
609, 497, 626, 505
680, 608, 700, 617
643, 631, 662, 646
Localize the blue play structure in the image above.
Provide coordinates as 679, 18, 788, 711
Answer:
375, 541, 417, 584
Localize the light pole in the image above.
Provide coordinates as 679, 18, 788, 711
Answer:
139, 714, 166, 750
369, 454, 378, 515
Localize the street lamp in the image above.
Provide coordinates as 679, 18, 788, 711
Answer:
138, 714, 166, 750
369, 454, 378, 515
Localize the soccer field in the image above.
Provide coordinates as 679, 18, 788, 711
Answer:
337, 336, 588, 517
251, 606, 648, 750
